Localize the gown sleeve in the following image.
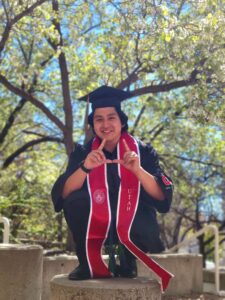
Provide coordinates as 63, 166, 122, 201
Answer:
139, 141, 173, 213
51, 143, 88, 212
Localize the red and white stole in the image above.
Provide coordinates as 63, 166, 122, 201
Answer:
86, 132, 173, 291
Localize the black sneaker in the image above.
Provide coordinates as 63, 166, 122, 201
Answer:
68, 265, 90, 280
119, 258, 137, 278
119, 247, 137, 278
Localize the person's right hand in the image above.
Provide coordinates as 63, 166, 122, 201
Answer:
83, 139, 112, 170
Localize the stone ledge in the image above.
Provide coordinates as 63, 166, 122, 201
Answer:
50, 274, 161, 300
43, 253, 202, 299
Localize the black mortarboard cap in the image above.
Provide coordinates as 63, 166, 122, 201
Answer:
78, 85, 133, 110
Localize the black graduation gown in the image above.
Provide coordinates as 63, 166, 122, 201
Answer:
51, 138, 173, 264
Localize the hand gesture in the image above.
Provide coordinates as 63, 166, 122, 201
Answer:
113, 139, 140, 173
83, 139, 112, 170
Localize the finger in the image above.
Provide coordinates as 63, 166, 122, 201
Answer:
124, 155, 132, 165
95, 150, 106, 161
123, 151, 134, 162
91, 151, 105, 162
123, 152, 131, 160
123, 153, 130, 164
105, 159, 113, 164
89, 154, 99, 163
112, 159, 124, 164
98, 138, 106, 151
126, 156, 137, 164
123, 139, 130, 152
124, 153, 138, 164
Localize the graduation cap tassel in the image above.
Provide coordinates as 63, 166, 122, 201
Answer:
84, 95, 89, 129
84, 95, 92, 143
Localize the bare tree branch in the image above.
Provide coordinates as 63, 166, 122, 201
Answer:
0, 74, 65, 132
141, 105, 188, 142
2, 136, 64, 169
130, 105, 146, 135
161, 153, 223, 168
171, 206, 196, 224
0, 42, 55, 147
148, 122, 163, 135
17, 37, 34, 66
2, 0, 10, 22
22, 130, 56, 138
81, 22, 102, 35
150, 125, 165, 141
118, 66, 199, 94
0, 98, 27, 144
132, 71, 199, 96
117, 65, 141, 90
177, 0, 187, 17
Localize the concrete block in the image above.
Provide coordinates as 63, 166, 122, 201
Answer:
0, 244, 43, 300
50, 274, 161, 300
203, 268, 225, 289
43, 253, 203, 299
138, 253, 203, 296
42, 255, 78, 300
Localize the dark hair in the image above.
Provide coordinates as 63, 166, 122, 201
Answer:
88, 107, 128, 132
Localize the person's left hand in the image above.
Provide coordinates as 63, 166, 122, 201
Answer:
113, 139, 140, 173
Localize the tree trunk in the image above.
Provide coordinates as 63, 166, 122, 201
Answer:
196, 201, 206, 267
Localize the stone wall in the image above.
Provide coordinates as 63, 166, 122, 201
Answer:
42, 253, 203, 299
0, 244, 43, 300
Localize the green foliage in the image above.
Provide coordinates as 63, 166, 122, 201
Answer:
0, 137, 67, 243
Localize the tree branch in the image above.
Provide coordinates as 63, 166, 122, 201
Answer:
177, 0, 186, 17
22, 130, 54, 138
0, 46, 56, 146
130, 105, 146, 135
2, 0, 10, 22
0, 0, 48, 55
131, 103, 187, 142
81, 22, 102, 35
0, 74, 65, 132
50, 0, 73, 155
117, 66, 199, 95
161, 154, 223, 168
17, 37, 34, 67
2, 136, 64, 169
117, 64, 141, 90
148, 122, 163, 135
133, 73, 198, 96
0, 98, 27, 144
171, 206, 196, 225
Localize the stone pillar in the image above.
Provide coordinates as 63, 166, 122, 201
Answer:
42, 255, 78, 300
50, 275, 161, 300
0, 244, 43, 300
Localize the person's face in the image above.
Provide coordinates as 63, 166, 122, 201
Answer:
93, 107, 122, 145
